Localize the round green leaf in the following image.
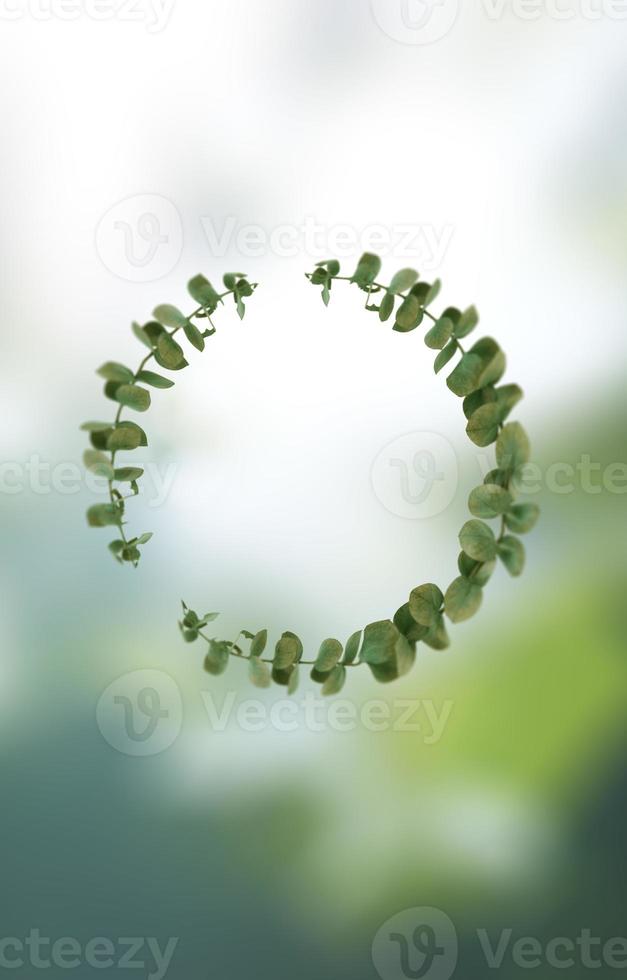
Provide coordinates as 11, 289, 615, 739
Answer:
446, 351, 482, 396
351, 253, 381, 287
274, 632, 303, 669
342, 631, 362, 665
204, 641, 230, 676
249, 657, 271, 689
504, 503, 540, 534
389, 268, 419, 294
422, 279, 442, 306
463, 387, 496, 420
86, 503, 120, 528
184, 319, 205, 352
188, 274, 220, 312
107, 421, 148, 451
423, 615, 450, 651
496, 422, 530, 473
444, 576, 483, 624
425, 316, 453, 350
97, 362, 134, 383
457, 552, 496, 586
434, 340, 457, 374
468, 484, 513, 519
394, 294, 422, 332
272, 665, 296, 687
136, 370, 175, 389
459, 520, 497, 562
103, 380, 122, 401
114, 384, 151, 413
368, 634, 416, 684
156, 332, 188, 370
315, 638, 343, 674
472, 338, 506, 389
454, 305, 479, 339
408, 584, 444, 628
83, 450, 114, 480
250, 630, 268, 659
497, 535, 526, 576
447, 338, 505, 397
153, 304, 188, 329
466, 403, 501, 447
360, 620, 401, 665
132, 321, 153, 349
114, 467, 144, 482
322, 665, 347, 696
483, 468, 509, 488
495, 384, 523, 422
394, 603, 429, 643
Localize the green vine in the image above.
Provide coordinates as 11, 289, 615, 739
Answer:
82, 255, 538, 694
81, 273, 257, 565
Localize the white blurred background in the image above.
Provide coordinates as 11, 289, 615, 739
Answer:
1, 2, 627, 978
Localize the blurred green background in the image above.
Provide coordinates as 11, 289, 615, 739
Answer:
1, 2, 626, 978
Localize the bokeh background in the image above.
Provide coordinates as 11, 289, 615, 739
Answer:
1, 1, 626, 977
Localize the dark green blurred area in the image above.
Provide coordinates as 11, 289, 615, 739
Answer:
1, 391, 626, 980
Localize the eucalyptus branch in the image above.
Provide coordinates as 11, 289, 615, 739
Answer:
81, 273, 258, 566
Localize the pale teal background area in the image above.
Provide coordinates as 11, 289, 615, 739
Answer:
1, 2, 626, 978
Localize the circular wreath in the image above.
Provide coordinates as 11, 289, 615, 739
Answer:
82, 254, 538, 694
